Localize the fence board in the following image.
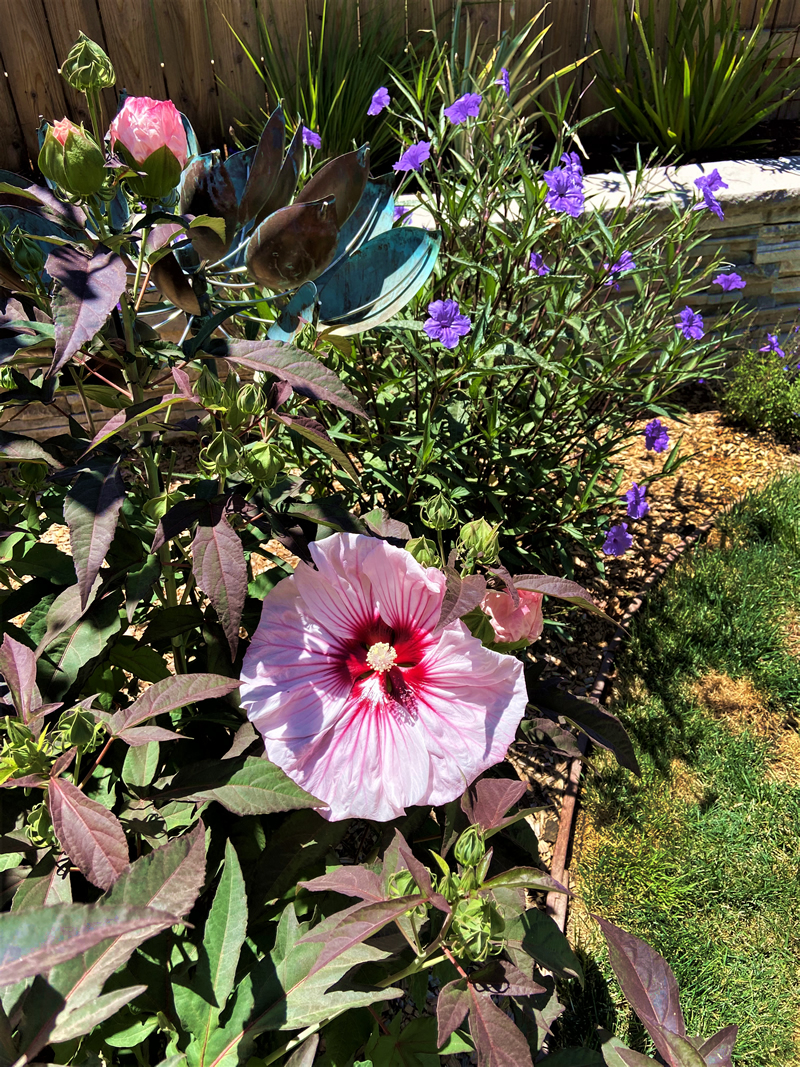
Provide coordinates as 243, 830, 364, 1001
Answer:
405, 0, 452, 45
96, 0, 167, 100
254, 0, 308, 85
0, 74, 27, 174
538, 0, 589, 115
40, 0, 117, 131
0, 0, 67, 160
583, 0, 622, 135
205, 0, 266, 141
151, 0, 220, 149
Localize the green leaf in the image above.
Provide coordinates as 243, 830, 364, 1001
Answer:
11, 852, 71, 911
103, 1010, 160, 1048
63, 466, 125, 610
164, 756, 321, 816
109, 638, 170, 683
366, 1015, 443, 1066
502, 906, 583, 983
122, 742, 160, 789
110, 672, 240, 734
48, 983, 147, 1044
139, 605, 204, 645
190, 215, 227, 241
36, 590, 122, 703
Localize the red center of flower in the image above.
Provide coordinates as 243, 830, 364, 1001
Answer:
342, 620, 429, 725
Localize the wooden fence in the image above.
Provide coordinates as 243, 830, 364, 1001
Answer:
1, 0, 799, 173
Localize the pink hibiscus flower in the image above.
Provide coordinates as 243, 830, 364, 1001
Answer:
240, 534, 528, 821
482, 589, 544, 645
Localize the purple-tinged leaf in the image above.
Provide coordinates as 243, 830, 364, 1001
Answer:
48, 778, 129, 891
50, 747, 77, 777
300, 865, 385, 902
12, 850, 72, 910
530, 682, 641, 775
0, 632, 41, 721
521, 716, 586, 760
35, 577, 103, 657
513, 574, 613, 623
80, 394, 186, 456
172, 366, 197, 399
298, 896, 428, 978
655, 1030, 707, 1067
398, 842, 450, 914
487, 564, 519, 606
163, 755, 320, 816
595, 916, 686, 1063
483, 867, 568, 894
145, 222, 184, 256
284, 1034, 319, 1067
221, 339, 366, 418
63, 466, 125, 610
222, 720, 260, 760
48, 983, 148, 1045
696, 1025, 737, 1066
151, 497, 206, 552
0, 902, 177, 985
462, 777, 527, 830
469, 959, 546, 998
0, 181, 86, 231
598, 1029, 660, 1067
0, 773, 46, 789
468, 987, 534, 1067
151, 252, 202, 316
116, 725, 187, 746
435, 569, 487, 634
437, 979, 470, 1048
0, 430, 63, 468
109, 673, 240, 735
191, 512, 247, 659
46, 247, 127, 378
276, 413, 361, 484
362, 509, 411, 541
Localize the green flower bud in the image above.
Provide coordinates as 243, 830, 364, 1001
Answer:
454, 825, 486, 869
9, 230, 45, 276
142, 490, 185, 523
388, 869, 418, 899
199, 431, 241, 476
458, 517, 500, 565
38, 120, 106, 198
450, 897, 495, 962
236, 383, 265, 418
419, 491, 457, 531
196, 367, 225, 409
438, 869, 461, 904
61, 32, 116, 92
17, 461, 47, 487
406, 536, 439, 568
59, 709, 95, 748
0, 367, 14, 391
243, 441, 283, 486
26, 802, 55, 849
4, 716, 33, 747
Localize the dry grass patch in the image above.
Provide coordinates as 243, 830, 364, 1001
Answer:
690, 670, 782, 738
767, 729, 800, 787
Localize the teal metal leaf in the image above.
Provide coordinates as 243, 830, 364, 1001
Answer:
313, 174, 395, 289
267, 281, 317, 342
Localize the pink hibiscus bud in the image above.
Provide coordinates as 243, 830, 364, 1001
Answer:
108, 96, 188, 200
38, 118, 105, 197
481, 588, 544, 646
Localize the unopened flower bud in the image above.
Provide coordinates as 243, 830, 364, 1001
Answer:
420, 491, 457, 531
450, 897, 496, 962
236, 383, 265, 418
5, 716, 33, 747
199, 431, 241, 475
388, 869, 418, 899
61, 32, 116, 92
142, 490, 185, 523
406, 536, 439, 568
196, 366, 225, 409
458, 517, 500, 565
38, 119, 106, 197
17, 461, 46, 487
59, 709, 95, 747
10, 231, 45, 276
243, 441, 283, 486
454, 825, 486, 869
438, 869, 461, 904
27, 802, 55, 848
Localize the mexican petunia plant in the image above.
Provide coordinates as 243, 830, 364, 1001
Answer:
0, 27, 740, 1067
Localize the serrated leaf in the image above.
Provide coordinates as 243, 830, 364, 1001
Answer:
300, 865, 384, 903
0, 632, 40, 721
467, 987, 534, 1067
284, 1034, 319, 1067
122, 742, 160, 789
80, 394, 186, 456
192, 513, 247, 659
34, 577, 102, 657
366, 1015, 443, 1066
164, 756, 320, 816
110, 673, 240, 735
513, 574, 614, 623
46, 247, 127, 377
11, 852, 72, 911
37, 591, 122, 703
696, 1025, 737, 1066
64, 467, 125, 610
48, 778, 129, 891
530, 683, 640, 775
48, 983, 147, 1044
0, 903, 176, 985
435, 570, 486, 633
462, 777, 527, 830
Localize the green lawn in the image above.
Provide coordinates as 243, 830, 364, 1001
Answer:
554, 474, 800, 1064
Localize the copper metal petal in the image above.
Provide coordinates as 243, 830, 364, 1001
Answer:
239, 105, 285, 225
151, 251, 202, 316
294, 144, 370, 229
253, 123, 304, 227
245, 199, 339, 291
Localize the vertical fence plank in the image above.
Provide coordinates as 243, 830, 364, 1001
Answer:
253, 0, 308, 91
0, 0, 67, 161
95, 0, 167, 100
537, 0, 588, 118
40, 0, 117, 131
406, 0, 452, 47
205, 0, 267, 141
581, 0, 622, 134
0, 74, 28, 174
772, 0, 800, 119
151, 0, 220, 149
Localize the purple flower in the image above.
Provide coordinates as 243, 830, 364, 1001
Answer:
393, 141, 431, 173
760, 333, 785, 358
368, 87, 390, 116
603, 523, 633, 556
543, 156, 584, 218
302, 127, 321, 149
644, 418, 669, 453
444, 93, 482, 124
694, 169, 728, 220
495, 68, 510, 97
625, 482, 650, 520
529, 251, 550, 276
713, 272, 745, 291
603, 249, 635, 288
677, 306, 705, 340
392, 205, 413, 226
423, 299, 472, 349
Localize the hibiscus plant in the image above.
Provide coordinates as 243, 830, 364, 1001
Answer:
0, 28, 739, 1067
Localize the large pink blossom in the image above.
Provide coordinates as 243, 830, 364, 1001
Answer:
240, 534, 528, 821
482, 589, 544, 645
108, 96, 188, 167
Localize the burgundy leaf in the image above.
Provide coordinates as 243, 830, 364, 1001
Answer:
80, 394, 185, 456
222, 720, 260, 760
145, 222, 184, 255
468, 987, 534, 1067
0, 902, 178, 986
437, 979, 470, 1048
656, 1030, 707, 1067
191, 512, 247, 659
11, 183, 86, 231
117, 725, 187, 746
50, 747, 77, 777
398, 842, 450, 914
469, 959, 546, 998
64, 466, 126, 610
151, 497, 206, 552
531, 683, 641, 776
284, 1035, 319, 1067
171, 366, 196, 399
46, 246, 127, 377
595, 915, 686, 1062
35, 577, 103, 657
298, 897, 429, 978
278, 413, 361, 484
696, 1025, 738, 1066
222, 339, 366, 418
109, 673, 240, 734
0, 773, 46, 789
300, 865, 385, 903
267, 379, 294, 410
462, 777, 528, 830
48, 778, 129, 890
615, 1049, 661, 1067
0, 632, 41, 721
522, 717, 585, 760
435, 570, 487, 634
513, 574, 613, 622
487, 564, 519, 606
363, 509, 411, 541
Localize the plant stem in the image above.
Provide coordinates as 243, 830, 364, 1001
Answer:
132, 228, 150, 306
78, 737, 113, 789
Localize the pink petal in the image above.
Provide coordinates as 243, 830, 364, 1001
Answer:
361, 544, 445, 634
